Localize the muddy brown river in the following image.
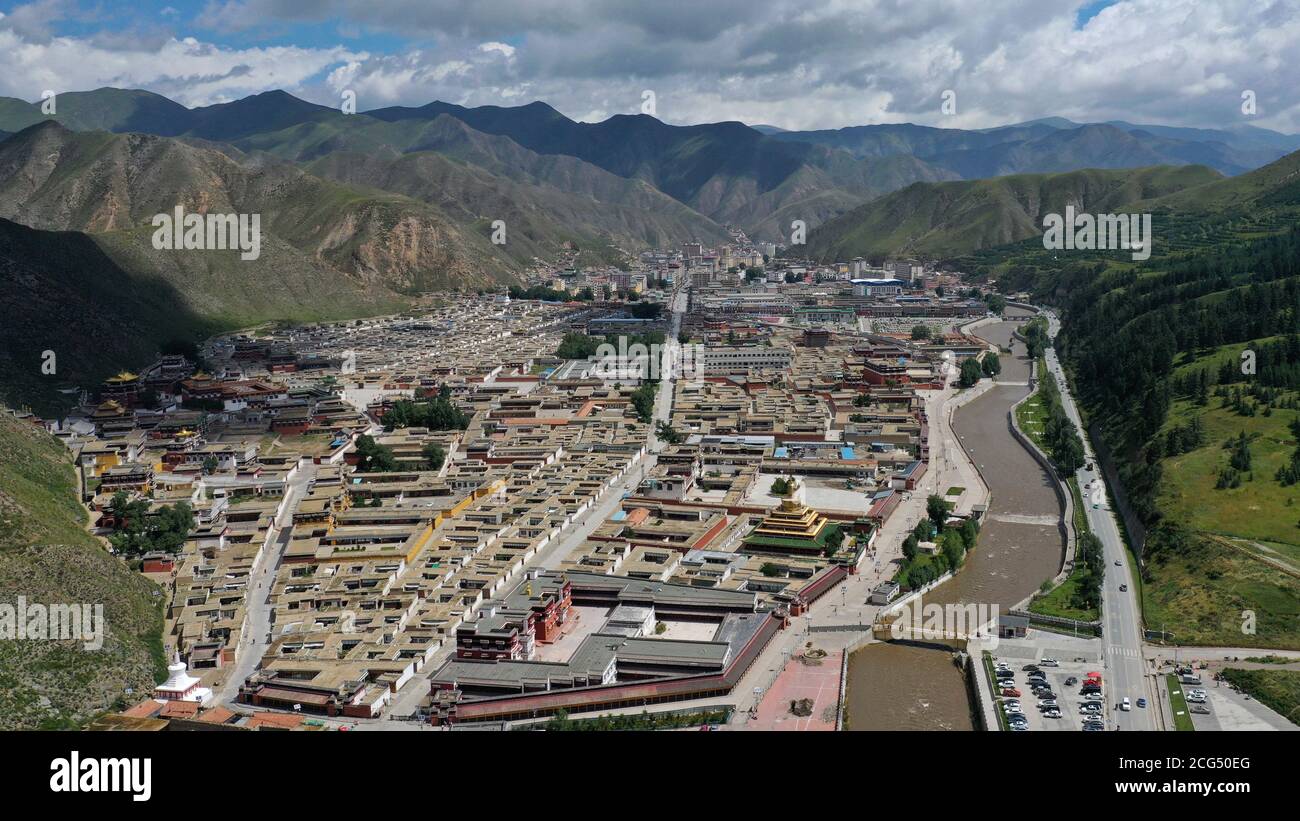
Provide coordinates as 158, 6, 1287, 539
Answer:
845, 311, 1067, 730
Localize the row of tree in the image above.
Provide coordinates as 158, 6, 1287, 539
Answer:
105, 492, 195, 556
381, 387, 470, 432
1032, 368, 1086, 474
896, 496, 980, 590
353, 434, 447, 473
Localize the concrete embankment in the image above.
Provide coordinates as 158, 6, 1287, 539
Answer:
844, 311, 1067, 730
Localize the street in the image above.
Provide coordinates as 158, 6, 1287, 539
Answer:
1041, 309, 1157, 731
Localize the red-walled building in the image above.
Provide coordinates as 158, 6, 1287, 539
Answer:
455, 571, 573, 661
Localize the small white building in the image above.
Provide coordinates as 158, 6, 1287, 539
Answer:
153, 654, 214, 707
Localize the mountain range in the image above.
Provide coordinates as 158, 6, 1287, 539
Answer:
2, 86, 1299, 412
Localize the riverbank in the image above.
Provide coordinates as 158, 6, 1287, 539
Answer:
844, 309, 1069, 730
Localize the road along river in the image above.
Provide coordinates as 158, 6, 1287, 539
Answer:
845, 310, 1068, 730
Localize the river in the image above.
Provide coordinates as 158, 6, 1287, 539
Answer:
844, 310, 1067, 730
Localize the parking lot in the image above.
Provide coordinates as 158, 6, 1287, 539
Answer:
989, 633, 1126, 732
1178, 677, 1299, 732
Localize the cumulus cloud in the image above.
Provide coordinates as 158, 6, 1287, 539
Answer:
2, 0, 1297, 132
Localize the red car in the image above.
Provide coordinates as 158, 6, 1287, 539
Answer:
1001, 687, 1021, 697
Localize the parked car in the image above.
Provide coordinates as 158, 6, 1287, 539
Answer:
1001, 687, 1021, 697
1043, 709, 1062, 719
1023, 664, 1039, 672
1065, 677, 1078, 686
1039, 658, 1059, 667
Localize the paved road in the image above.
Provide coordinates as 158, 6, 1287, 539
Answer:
215, 461, 318, 706
1041, 310, 1157, 731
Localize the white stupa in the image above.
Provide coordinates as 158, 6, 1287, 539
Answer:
153, 652, 214, 706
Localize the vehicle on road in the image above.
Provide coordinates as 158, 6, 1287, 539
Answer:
1039, 658, 1059, 667
1114, 559, 1121, 566
1119, 583, 1128, 592
1023, 664, 1039, 672
1120, 697, 1131, 711
1136, 698, 1147, 708
1065, 677, 1078, 686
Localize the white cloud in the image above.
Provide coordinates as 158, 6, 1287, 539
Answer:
478, 42, 516, 59
1, 0, 1297, 132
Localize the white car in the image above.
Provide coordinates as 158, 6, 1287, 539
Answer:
1120, 697, 1131, 711
1039, 658, 1059, 667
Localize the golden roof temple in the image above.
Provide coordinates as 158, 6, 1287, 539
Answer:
743, 489, 836, 555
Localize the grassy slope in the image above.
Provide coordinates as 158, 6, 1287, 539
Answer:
978, 149, 1300, 650
806, 164, 1221, 261
0, 412, 165, 729
1219, 668, 1300, 727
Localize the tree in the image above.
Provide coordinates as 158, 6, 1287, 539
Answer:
382, 396, 469, 431
760, 562, 781, 577
911, 325, 932, 341
107, 496, 195, 557
555, 333, 603, 360
354, 434, 398, 472
201, 455, 218, 475
927, 495, 950, 528
421, 442, 446, 471
941, 532, 964, 568
655, 421, 682, 445
630, 382, 658, 423
902, 534, 919, 562
959, 357, 983, 387
981, 353, 1002, 377
821, 524, 844, 557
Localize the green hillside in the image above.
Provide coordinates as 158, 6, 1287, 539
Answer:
986, 148, 1300, 648
806, 165, 1220, 261
0, 411, 165, 729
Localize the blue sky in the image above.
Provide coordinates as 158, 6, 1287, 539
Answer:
1, 0, 1297, 132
